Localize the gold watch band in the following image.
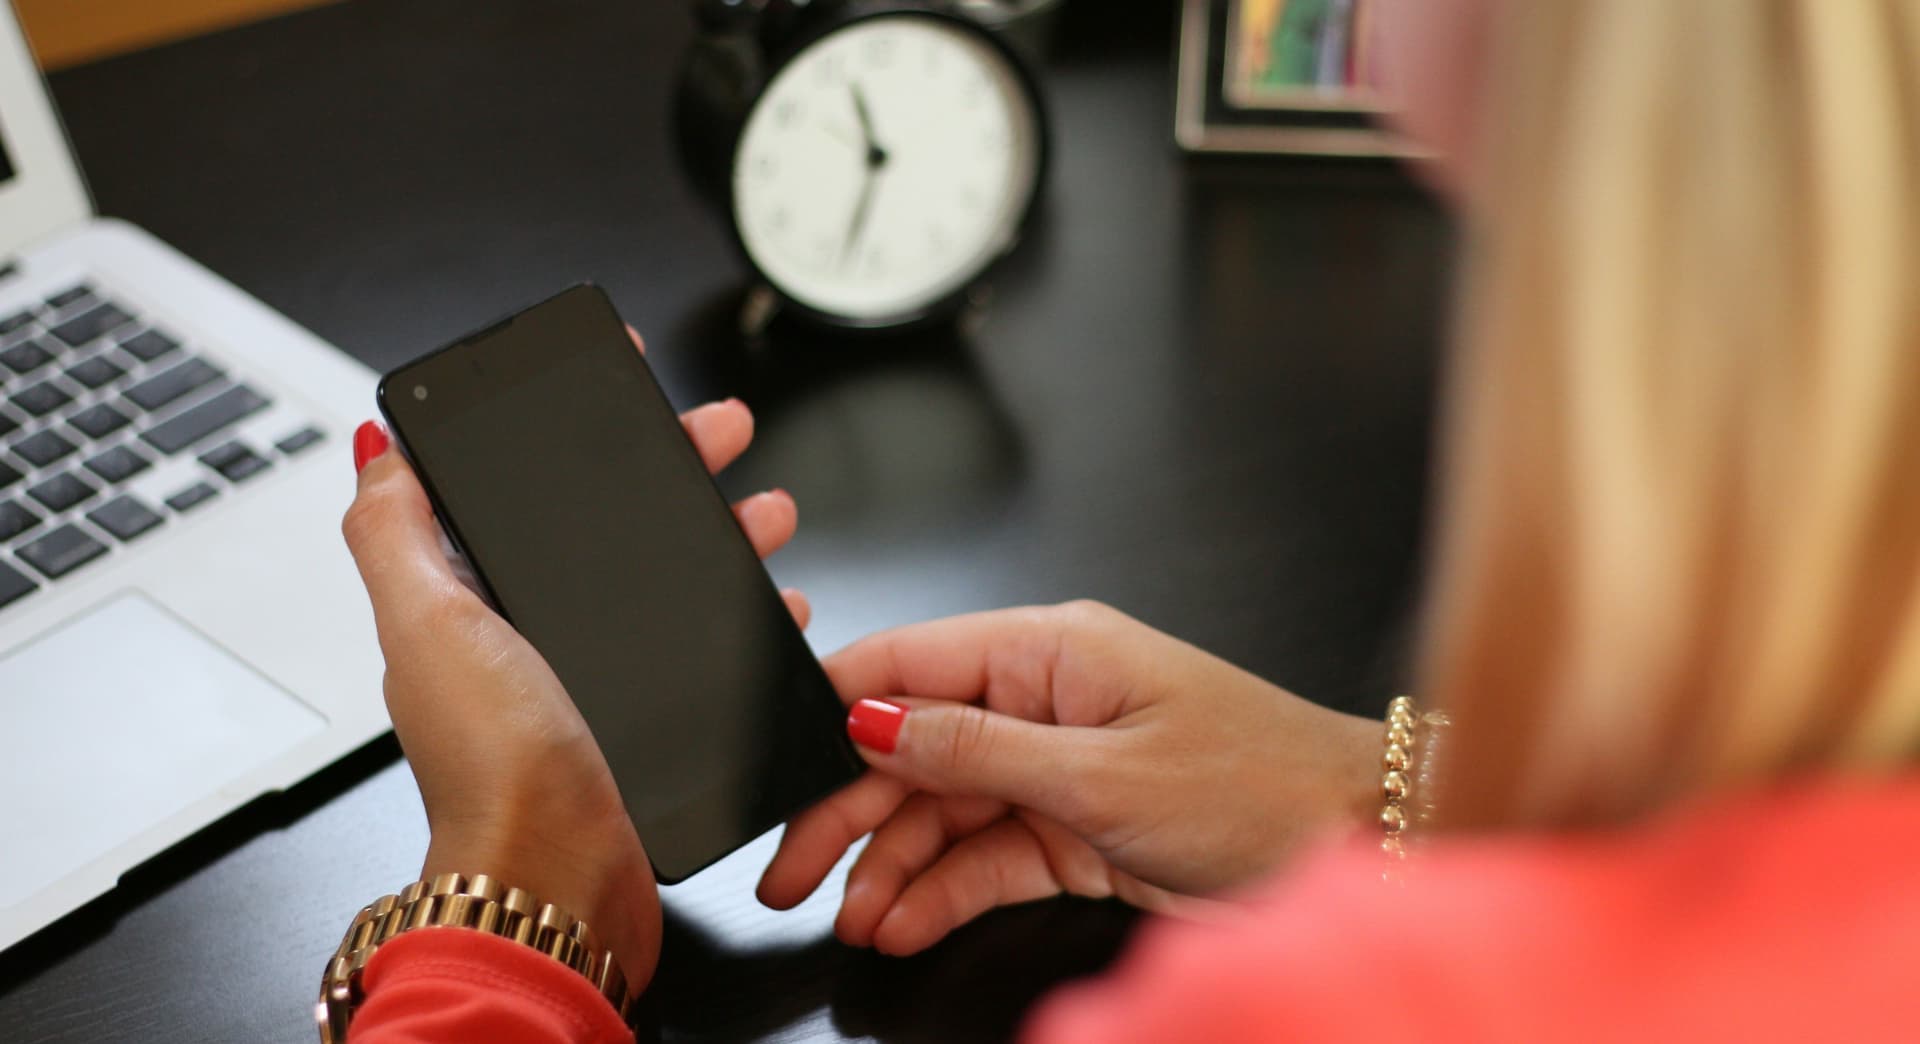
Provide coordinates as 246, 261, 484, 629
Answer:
315, 871, 637, 1043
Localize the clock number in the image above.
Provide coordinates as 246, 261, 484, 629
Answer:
814, 52, 847, 86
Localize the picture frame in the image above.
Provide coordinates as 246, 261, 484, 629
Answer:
1175, 0, 1417, 158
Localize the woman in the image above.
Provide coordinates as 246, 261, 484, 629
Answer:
328, 1, 1920, 1040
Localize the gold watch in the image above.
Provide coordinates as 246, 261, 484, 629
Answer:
316, 871, 637, 1042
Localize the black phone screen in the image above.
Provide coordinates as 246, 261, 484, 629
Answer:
377, 285, 862, 883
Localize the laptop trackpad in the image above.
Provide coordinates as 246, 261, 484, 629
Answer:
0, 594, 326, 908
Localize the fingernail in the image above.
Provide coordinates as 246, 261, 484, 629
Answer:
847, 699, 906, 754
352, 421, 389, 473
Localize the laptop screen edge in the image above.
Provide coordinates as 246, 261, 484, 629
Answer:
0, 1, 92, 260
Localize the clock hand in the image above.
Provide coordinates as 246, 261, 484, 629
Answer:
849, 83, 889, 168
841, 165, 882, 269
841, 82, 890, 269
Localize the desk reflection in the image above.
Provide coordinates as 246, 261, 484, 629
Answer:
648, 826, 1135, 1043
666, 291, 1027, 540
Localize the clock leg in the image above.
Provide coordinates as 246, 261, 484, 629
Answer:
960, 284, 995, 338
739, 284, 781, 344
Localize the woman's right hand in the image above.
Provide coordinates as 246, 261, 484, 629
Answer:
757, 602, 1381, 955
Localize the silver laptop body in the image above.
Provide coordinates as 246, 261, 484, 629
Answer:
0, 3, 386, 949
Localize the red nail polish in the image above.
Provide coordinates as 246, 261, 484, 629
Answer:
847, 699, 906, 754
352, 421, 389, 473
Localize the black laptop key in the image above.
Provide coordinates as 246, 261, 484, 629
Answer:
50, 302, 133, 348
13, 429, 76, 469
274, 427, 325, 455
66, 355, 125, 390
0, 499, 39, 542
69, 402, 131, 440
119, 328, 180, 363
0, 339, 54, 375
165, 481, 218, 513
0, 559, 36, 609
200, 441, 271, 483
142, 385, 269, 455
0, 310, 34, 336
27, 471, 95, 513
84, 445, 150, 484
0, 461, 20, 490
17, 523, 108, 579
87, 495, 164, 543
11, 381, 71, 418
125, 358, 221, 412
199, 441, 248, 469
44, 285, 94, 311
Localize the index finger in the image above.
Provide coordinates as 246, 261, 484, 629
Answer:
340, 429, 476, 648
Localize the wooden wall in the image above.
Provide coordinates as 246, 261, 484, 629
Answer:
16, 0, 339, 70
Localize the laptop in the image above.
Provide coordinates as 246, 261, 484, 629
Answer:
0, 5, 385, 949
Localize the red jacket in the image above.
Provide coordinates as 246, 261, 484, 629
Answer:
352, 775, 1920, 1043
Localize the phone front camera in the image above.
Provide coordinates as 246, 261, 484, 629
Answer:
413, 385, 429, 401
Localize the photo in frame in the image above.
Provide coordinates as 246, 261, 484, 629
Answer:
1176, 0, 1416, 157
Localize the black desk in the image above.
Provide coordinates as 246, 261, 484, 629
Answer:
0, 2, 1451, 1040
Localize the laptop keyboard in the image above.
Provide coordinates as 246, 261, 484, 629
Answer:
0, 283, 326, 611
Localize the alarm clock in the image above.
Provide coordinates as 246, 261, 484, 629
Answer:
676, 0, 1050, 331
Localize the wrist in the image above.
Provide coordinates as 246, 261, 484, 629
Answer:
1333, 709, 1388, 831
423, 816, 659, 991
1225, 688, 1393, 889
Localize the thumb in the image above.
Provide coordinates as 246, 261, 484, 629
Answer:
845, 697, 1102, 827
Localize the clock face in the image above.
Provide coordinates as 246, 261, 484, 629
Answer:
732, 15, 1041, 324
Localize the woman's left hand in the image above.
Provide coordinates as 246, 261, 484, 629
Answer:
340, 334, 805, 991
758, 603, 1379, 956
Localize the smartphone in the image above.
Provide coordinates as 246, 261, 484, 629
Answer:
376, 284, 863, 883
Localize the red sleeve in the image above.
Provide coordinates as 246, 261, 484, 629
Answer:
348, 927, 634, 1044
1021, 848, 1426, 1044
1023, 779, 1920, 1044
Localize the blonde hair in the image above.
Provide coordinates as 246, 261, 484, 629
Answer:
1421, 0, 1920, 827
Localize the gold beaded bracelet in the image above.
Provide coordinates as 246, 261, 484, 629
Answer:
1379, 695, 1448, 879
